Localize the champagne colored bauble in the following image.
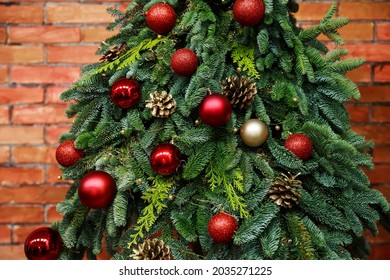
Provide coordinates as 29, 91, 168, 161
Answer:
24, 227, 63, 260
170, 48, 199, 76
55, 140, 84, 167
240, 119, 269, 147
208, 212, 238, 244
199, 94, 232, 127
284, 133, 313, 161
233, 0, 265, 27
78, 170, 117, 209
150, 143, 182, 176
146, 3, 177, 35
110, 78, 141, 109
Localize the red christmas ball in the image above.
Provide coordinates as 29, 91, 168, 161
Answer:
146, 3, 177, 35
150, 143, 182, 176
233, 0, 265, 27
24, 227, 63, 260
208, 212, 239, 244
55, 140, 84, 167
110, 78, 141, 109
170, 48, 199, 76
199, 94, 232, 127
78, 170, 117, 209
284, 133, 313, 161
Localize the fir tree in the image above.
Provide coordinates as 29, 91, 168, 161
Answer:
48, 0, 390, 260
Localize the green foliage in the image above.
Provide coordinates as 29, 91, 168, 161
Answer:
231, 42, 260, 78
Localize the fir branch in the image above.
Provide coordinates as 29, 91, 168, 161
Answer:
231, 42, 260, 79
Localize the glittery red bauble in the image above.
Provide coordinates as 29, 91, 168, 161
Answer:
284, 133, 313, 161
78, 171, 116, 209
170, 48, 199, 76
146, 3, 177, 35
199, 94, 232, 127
110, 78, 141, 109
208, 212, 238, 244
24, 227, 63, 260
55, 140, 84, 167
233, 0, 265, 27
150, 143, 182, 176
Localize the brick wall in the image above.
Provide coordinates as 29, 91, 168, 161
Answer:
0, 0, 389, 260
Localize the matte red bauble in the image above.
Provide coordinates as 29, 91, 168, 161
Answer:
150, 143, 182, 176
110, 78, 141, 109
233, 0, 265, 27
55, 140, 84, 167
146, 3, 177, 35
284, 133, 313, 161
208, 212, 238, 244
199, 94, 232, 127
170, 48, 199, 76
24, 227, 63, 260
78, 170, 116, 209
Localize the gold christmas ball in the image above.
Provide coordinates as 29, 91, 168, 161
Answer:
240, 119, 269, 147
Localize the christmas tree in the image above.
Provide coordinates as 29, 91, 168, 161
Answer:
24, 0, 390, 260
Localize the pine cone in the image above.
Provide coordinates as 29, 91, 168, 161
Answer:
100, 43, 126, 63
145, 91, 176, 118
130, 238, 171, 260
269, 172, 302, 209
221, 76, 257, 109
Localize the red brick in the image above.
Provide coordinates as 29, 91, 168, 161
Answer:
293, 2, 333, 21
11, 66, 80, 84
9, 26, 80, 44
373, 106, 390, 123
46, 86, 69, 104
12, 224, 47, 244
0, 126, 44, 145
0, 5, 43, 24
0, 206, 44, 223
13, 146, 56, 164
373, 146, 390, 164
374, 185, 390, 203
377, 23, 390, 41
352, 125, 390, 145
46, 205, 63, 223
0, 186, 68, 204
47, 45, 100, 64
374, 65, 390, 83
0, 46, 44, 64
368, 244, 390, 260
46, 4, 113, 24
46, 125, 72, 144
358, 86, 390, 103
13, 105, 70, 125
344, 44, 390, 63
339, 3, 390, 20
0, 225, 11, 244
0, 146, 10, 164
0, 245, 25, 260
0, 106, 9, 124
345, 104, 370, 123
0, 66, 8, 84
0, 167, 45, 185
0, 87, 44, 104
345, 64, 371, 83
365, 165, 390, 184
81, 26, 115, 43
339, 23, 373, 42
0, 27, 7, 43
365, 224, 390, 244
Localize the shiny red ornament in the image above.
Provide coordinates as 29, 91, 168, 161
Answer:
170, 48, 199, 76
284, 133, 313, 161
150, 143, 182, 176
233, 0, 265, 27
24, 227, 63, 260
55, 140, 84, 167
146, 3, 177, 35
208, 212, 238, 244
78, 170, 117, 209
110, 78, 141, 109
199, 94, 232, 127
